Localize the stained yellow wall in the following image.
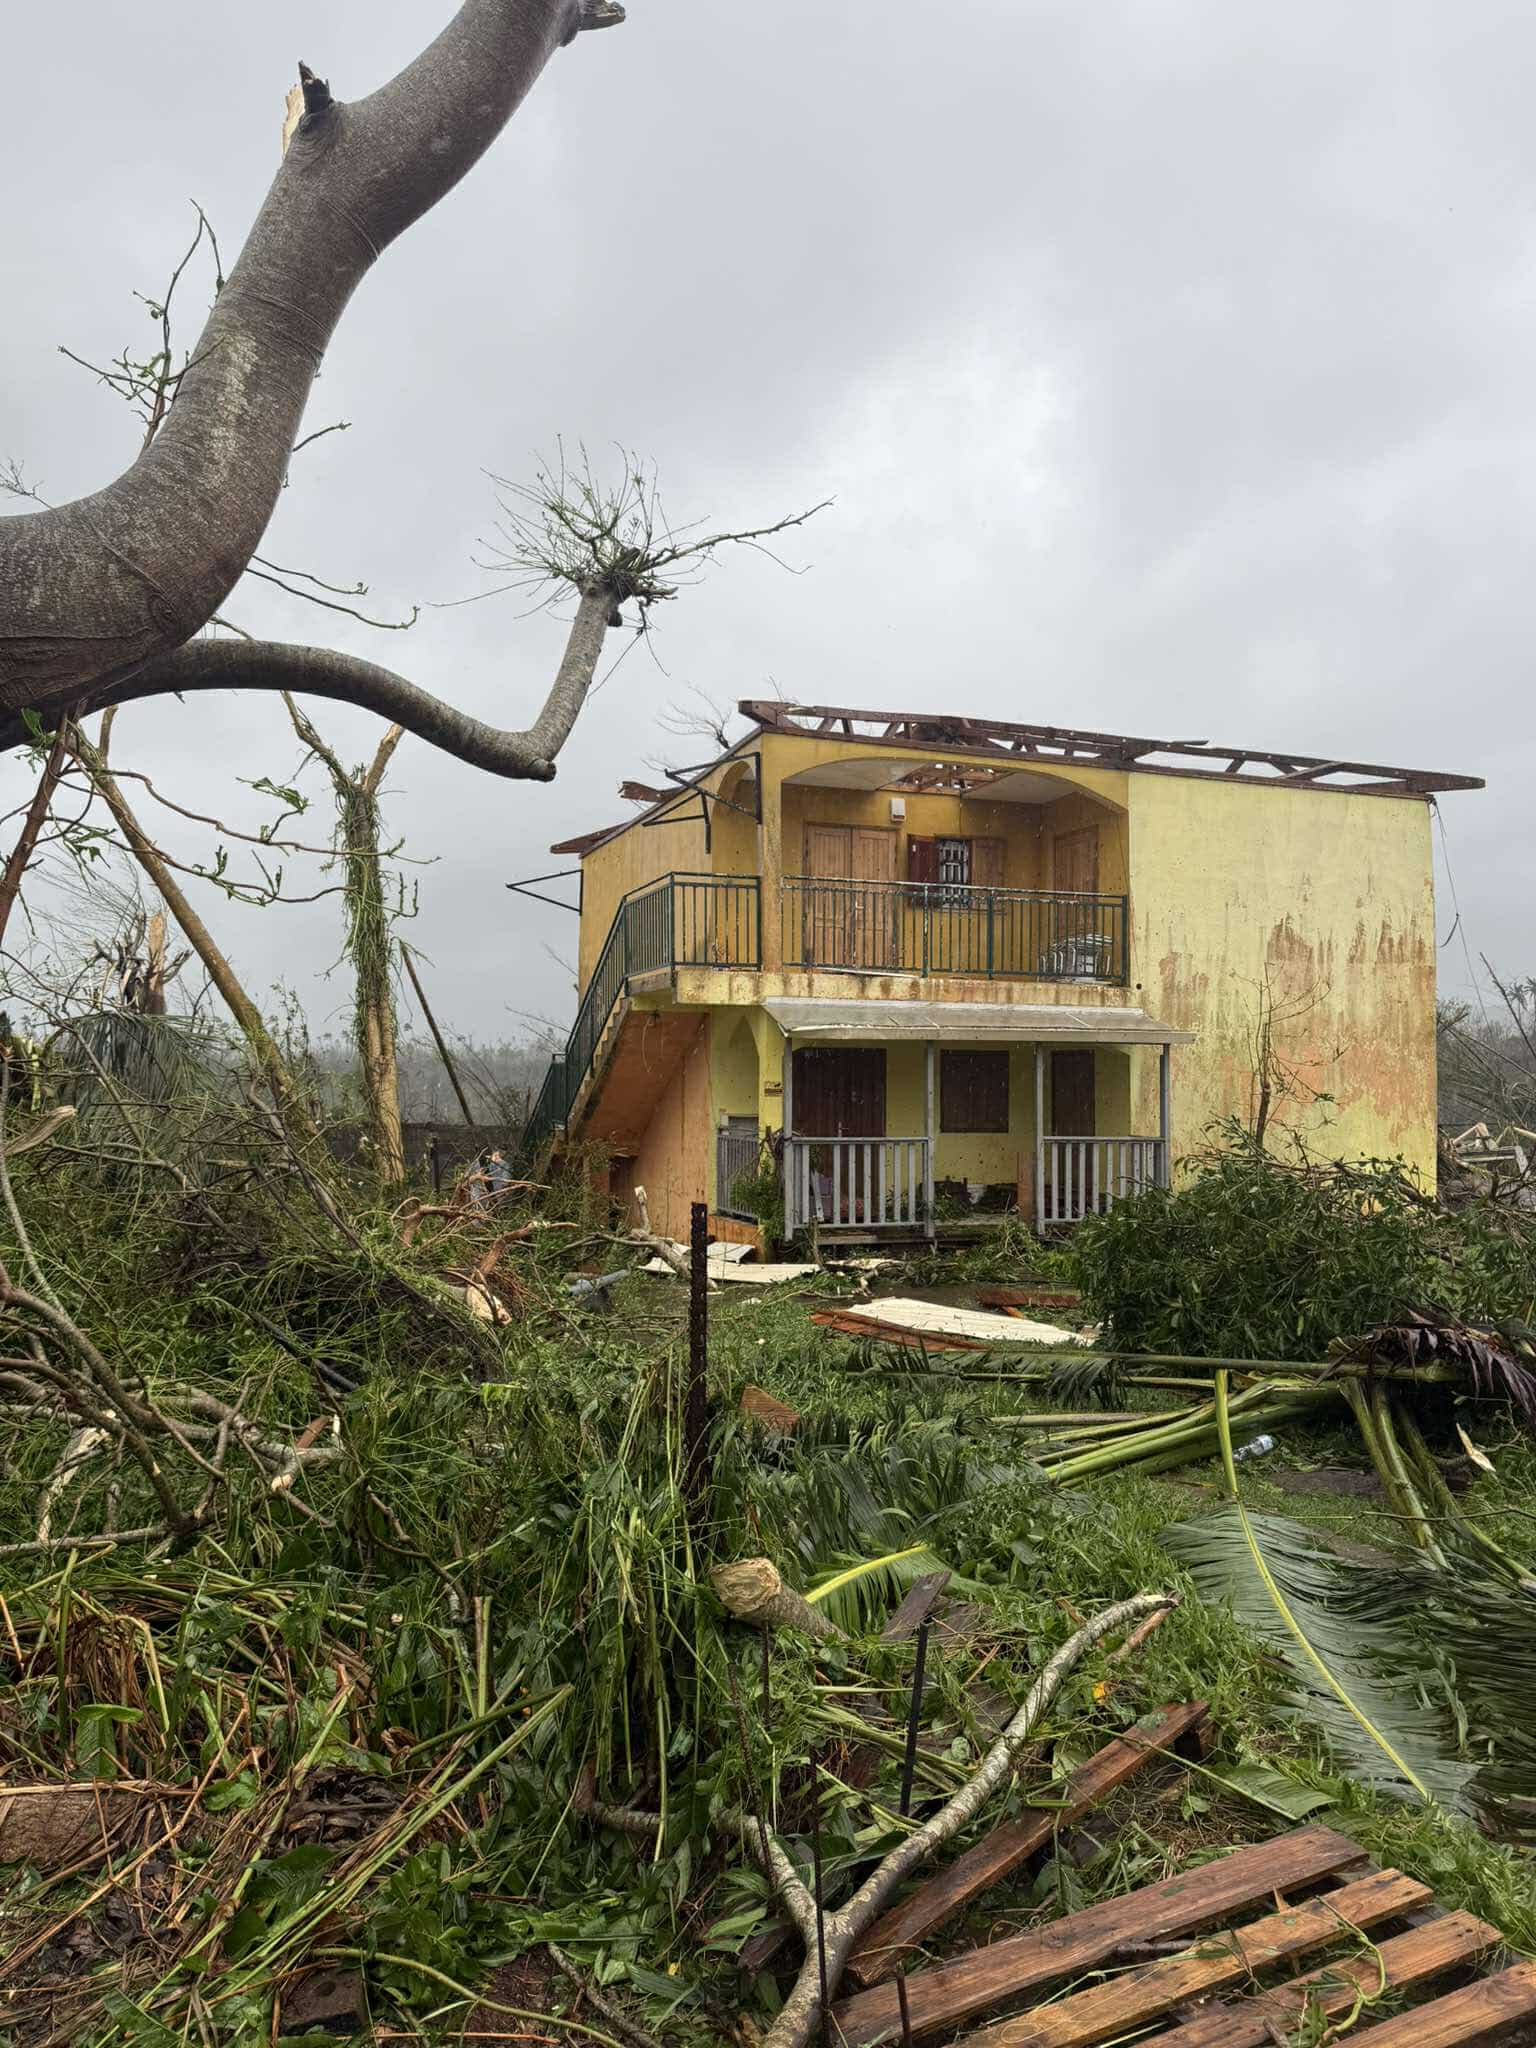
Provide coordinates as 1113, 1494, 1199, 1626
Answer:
1130, 778, 1437, 1179
627, 1019, 714, 1240
574, 750, 760, 991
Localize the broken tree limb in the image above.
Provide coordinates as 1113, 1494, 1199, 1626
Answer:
711, 1559, 848, 1644
587, 1590, 1178, 2048
842, 1699, 1210, 1988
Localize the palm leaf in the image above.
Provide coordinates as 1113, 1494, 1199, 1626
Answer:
1163, 1500, 1480, 1810
804, 1546, 981, 1633
1164, 1501, 1474, 1808
1160, 1370, 1474, 1810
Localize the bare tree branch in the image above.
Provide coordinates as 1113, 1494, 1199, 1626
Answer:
8, 602, 620, 781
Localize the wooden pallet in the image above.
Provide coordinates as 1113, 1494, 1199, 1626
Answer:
829, 1825, 1533, 2047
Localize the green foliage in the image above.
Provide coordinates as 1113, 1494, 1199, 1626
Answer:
729, 1151, 785, 1245
1070, 1120, 1535, 1360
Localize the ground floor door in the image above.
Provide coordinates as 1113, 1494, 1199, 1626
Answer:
792, 1046, 886, 1136
790, 1046, 891, 1227
1048, 1047, 1097, 1218
1050, 1049, 1096, 1136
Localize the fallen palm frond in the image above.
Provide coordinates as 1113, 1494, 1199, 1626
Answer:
1165, 1382, 1466, 1812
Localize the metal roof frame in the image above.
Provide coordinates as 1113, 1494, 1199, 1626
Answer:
739, 699, 1483, 799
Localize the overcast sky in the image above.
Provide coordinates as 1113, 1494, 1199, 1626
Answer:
3, 1, 1530, 1045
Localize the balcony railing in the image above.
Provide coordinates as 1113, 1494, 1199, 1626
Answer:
781, 878, 1128, 983
784, 1135, 931, 1234
1039, 1136, 1167, 1227
521, 873, 760, 1157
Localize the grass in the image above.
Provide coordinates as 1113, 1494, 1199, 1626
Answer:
2, 1162, 1534, 2044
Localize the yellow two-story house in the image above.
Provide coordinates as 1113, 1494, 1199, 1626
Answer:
522, 700, 1481, 1245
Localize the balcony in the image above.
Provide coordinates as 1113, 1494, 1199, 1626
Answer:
521, 873, 759, 1157
780, 877, 1128, 984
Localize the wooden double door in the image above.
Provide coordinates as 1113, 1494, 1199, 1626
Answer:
801, 824, 899, 969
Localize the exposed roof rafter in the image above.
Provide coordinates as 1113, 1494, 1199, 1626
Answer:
738, 700, 1483, 799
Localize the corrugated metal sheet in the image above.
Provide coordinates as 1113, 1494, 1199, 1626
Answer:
762, 998, 1194, 1045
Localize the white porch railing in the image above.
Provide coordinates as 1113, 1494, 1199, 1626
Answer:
785, 1136, 931, 1233
1039, 1135, 1166, 1227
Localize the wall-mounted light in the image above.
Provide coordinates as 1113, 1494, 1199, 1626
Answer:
889, 796, 907, 821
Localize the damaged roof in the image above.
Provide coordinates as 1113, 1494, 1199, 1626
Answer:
739, 700, 1485, 798
549, 697, 1482, 855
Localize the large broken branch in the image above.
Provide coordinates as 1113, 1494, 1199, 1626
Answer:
0, 0, 621, 718
4, 583, 617, 779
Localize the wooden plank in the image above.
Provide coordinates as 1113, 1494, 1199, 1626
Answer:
1145, 1911, 1504, 2048
808, 1308, 988, 1354
1338, 1962, 1536, 2048
977, 1286, 1082, 1311
844, 1702, 1211, 1987
947, 1869, 1432, 2048
881, 1571, 952, 1643
830, 1825, 1367, 2048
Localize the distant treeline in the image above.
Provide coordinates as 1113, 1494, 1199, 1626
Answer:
302, 1033, 556, 1126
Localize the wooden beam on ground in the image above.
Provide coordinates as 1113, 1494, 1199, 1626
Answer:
978, 1287, 1082, 1312
843, 1701, 1211, 1988
1337, 1961, 1536, 2047
810, 1308, 989, 1353
1148, 1911, 1504, 2047
829, 1826, 1365, 2048
945, 1868, 1432, 2048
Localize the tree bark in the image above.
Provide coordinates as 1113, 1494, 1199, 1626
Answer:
286, 703, 408, 1180
0, 585, 617, 777
0, 729, 69, 952
0, 0, 616, 721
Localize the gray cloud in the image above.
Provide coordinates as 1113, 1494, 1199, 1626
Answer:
2, 0, 1527, 1044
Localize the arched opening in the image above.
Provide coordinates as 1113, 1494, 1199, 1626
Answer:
777, 755, 1129, 982
711, 1011, 761, 1217
711, 759, 759, 876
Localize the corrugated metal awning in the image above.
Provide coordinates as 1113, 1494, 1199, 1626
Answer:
762, 998, 1194, 1046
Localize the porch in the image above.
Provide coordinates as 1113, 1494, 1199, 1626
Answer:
759, 998, 1191, 1239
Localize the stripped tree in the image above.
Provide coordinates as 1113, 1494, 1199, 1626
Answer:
285, 703, 409, 1182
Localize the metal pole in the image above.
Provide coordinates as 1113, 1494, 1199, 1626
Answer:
1034, 1043, 1046, 1234
809, 1748, 831, 2046
684, 1201, 711, 1507
401, 947, 477, 1127
894, 1619, 931, 2048
781, 1030, 795, 1235
1158, 1041, 1172, 1188
923, 1041, 936, 1241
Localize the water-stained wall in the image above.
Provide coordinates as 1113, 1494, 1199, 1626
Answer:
1130, 777, 1437, 1180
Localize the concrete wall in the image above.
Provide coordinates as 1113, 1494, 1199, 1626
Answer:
627, 1017, 714, 1240
1129, 777, 1438, 1179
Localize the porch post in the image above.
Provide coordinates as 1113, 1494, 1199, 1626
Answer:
781, 1032, 795, 1232
1033, 1043, 1046, 1232
923, 1039, 936, 1241
1158, 1041, 1171, 1188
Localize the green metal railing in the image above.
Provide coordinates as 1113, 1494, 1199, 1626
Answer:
521, 874, 760, 1158
781, 877, 1129, 983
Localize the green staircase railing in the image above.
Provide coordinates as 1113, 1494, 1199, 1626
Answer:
521, 873, 760, 1159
